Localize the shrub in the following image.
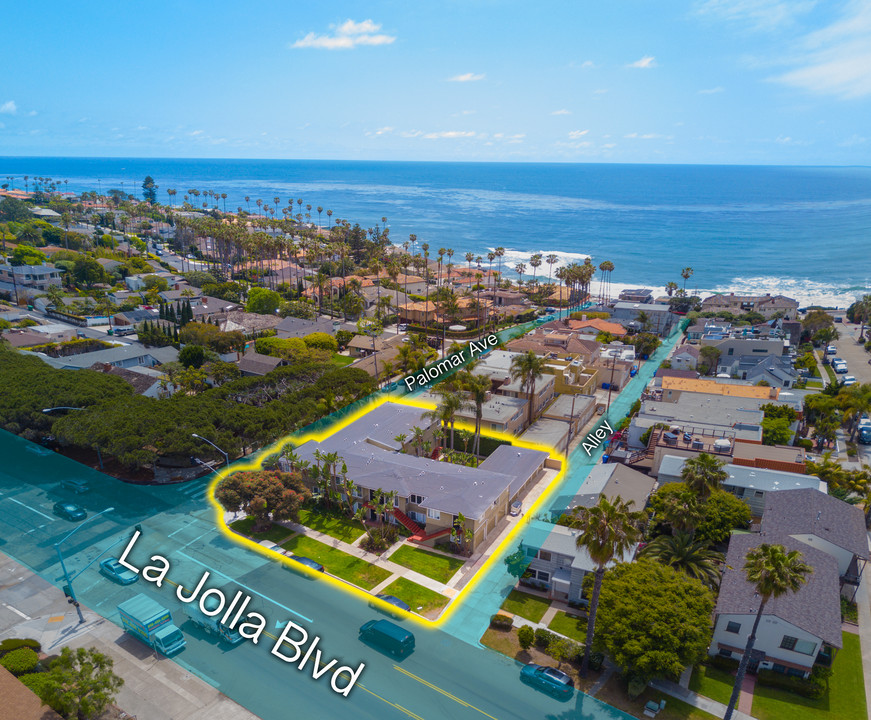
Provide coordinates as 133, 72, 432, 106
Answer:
795, 438, 814, 450
517, 625, 535, 650
756, 668, 825, 699
707, 654, 740, 672
19, 672, 53, 696
489, 614, 514, 630
303, 332, 338, 353
534, 627, 556, 647
589, 651, 604, 671
0, 638, 41, 656
0, 647, 39, 676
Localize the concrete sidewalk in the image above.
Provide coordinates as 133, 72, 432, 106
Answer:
0, 552, 259, 720
649, 677, 758, 720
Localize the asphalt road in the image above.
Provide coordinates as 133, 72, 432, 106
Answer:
0, 430, 630, 720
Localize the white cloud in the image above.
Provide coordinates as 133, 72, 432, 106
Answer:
0, 101, 17, 115
292, 19, 395, 50
698, 86, 725, 94
367, 126, 394, 137
401, 130, 423, 138
448, 72, 485, 82
772, 1, 871, 98
624, 132, 672, 139
694, 0, 815, 32
839, 133, 867, 146
628, 56, 656, 69
27, 110, 37, 116
551, 109, 572, 115
568, 129, 589, 139
189, 130, 203, 136
594, 88, 608, 94
422, 130, 476, 139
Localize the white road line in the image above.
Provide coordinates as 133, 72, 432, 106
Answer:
180, 529, 214, 550
168, 520, 197, 538
7, 497, 55, 521
2, 603, 31, 620
176, 550, 313, 623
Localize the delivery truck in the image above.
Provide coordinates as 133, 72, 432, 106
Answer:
184, 593, 244, 645
118, 594, 186, 655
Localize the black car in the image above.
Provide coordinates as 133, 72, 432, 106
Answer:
53, 502, 87, 521
520, 663, 574, 699
369, 594, 411, 617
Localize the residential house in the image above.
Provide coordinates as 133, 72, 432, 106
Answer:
618, 288, 654, 304
113, 309, 157, 326
566, 317, 628, 338
0, 264, 63, 292
274, 315, 336, 340
471, 350, 558, 427
657, 455, 826, 515
28, 344, 178, 370
701, 293, 799, 320
418, 389, 528, 436
609, 302, 676, 335
541, 393, 597, 436
761, 488, 868, 596
711, 533, 841, 678
672, 344, 700, 371
237, 350, 286, 377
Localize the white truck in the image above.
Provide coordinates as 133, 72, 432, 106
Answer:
118, 594, 186, 655
184, 593, 245, 645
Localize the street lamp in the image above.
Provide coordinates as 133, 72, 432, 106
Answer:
192, 433, 230, 469
55, 506, 115, 624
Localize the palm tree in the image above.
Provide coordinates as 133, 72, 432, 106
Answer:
529, 254, 542, 290
681, 452, 727, 501
723, 544, 813, 720
510, 350, 547, 429
570, 495, 644, 676
460, 371, 491, 457
665, 281, 679, 297
410, 426, 426, 457
681, 266, 694, 292
424, 389, 467, 450
639, 531, 724, 588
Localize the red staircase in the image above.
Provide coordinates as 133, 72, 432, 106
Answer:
411, 526, 453, 543
391, 508, 424, 536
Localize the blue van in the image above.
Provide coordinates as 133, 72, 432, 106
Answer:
359, 619, 415, 657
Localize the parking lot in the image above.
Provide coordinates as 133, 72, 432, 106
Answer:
830, 321, 871, 385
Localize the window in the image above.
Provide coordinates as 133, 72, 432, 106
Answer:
427, 508, 440, 520
394, 496, 400, 507
536, 571, 550, 583
794, 639, 816, 656
538, 550, 552, 562
526, 547, 538, 558
780, 635, 797, 651
726, 621, 741, 634
755, 490, 764, 498
718, 649, 733, 658
410, 494, 426, 505
728, 348, 734, 356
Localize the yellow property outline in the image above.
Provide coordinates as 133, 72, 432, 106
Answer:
205, 392, 569, 630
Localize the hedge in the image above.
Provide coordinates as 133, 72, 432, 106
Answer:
707, 654, 740, 673
0, 638, 41, 657
756, 668, 825, 699
490, 614, 514, 630
0, 647, 39, 676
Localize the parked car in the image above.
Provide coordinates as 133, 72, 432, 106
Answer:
53, 502, 87, 521
520, 663, 574, 699
287, 555, 324, 573
99, 558, 139, 585
369, 594, 411, 617
397, 324, 408, 332
843, 375, 857, 386
826, 345, 837, 355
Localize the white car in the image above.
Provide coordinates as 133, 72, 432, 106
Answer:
843, 375, 857, 386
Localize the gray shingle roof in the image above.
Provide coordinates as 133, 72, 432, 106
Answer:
716, 532, 842, 648
762, 488, 869, 560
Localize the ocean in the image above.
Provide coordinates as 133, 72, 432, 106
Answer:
2, 157, 870, 308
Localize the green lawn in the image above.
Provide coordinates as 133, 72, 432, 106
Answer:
689, 663, 735, 705
331, 353, 354, 367
548, 610, 587, 642
806, 380, 823, 389
281, 535, 391, 590
822, 363, 837, 384
597, 675, 721, 720
752, 632, 867, 720
229, 517, 296, 544
378, 577, 449, 617
388, 545, 465, 584
499, 589, 551, 624
297, 507, 365, 543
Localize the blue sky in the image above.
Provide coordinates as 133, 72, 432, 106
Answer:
2, 0, 871, 164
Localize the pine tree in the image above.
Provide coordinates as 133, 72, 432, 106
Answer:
159, 303, 165, 320
173, 326, 179, 341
